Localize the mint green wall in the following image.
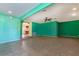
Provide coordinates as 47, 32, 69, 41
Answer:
0, 3, 52, 44
32, 21, 58, 36
58, 20, 79, 38
0, 14, 21, 44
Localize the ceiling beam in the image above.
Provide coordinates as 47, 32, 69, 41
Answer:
19, 3, 54, 20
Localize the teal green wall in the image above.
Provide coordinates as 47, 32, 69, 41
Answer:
32, 21, 58, 36
58, 20, 79, 38
32, 20, 79, 38
32, 22, 40, 36
0, 14, 21, 44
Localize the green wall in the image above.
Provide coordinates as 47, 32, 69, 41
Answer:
58, 20, 79, 38
32, 22, 40, 36
32, 20, 79, 38
0, 14, 21, 44
32, 21, 58, 36
0, 3, 53, 44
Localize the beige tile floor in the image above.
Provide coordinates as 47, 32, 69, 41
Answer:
0, 37, 79, 56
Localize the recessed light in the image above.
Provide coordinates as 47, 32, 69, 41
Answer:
8, 11, 12, 14
71, 13, 77, 16
72, 8, 77, 10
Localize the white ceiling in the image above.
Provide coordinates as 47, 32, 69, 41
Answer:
26, 3, 79, 23
0, 3, 39, 16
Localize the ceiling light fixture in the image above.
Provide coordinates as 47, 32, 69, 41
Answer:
8, 11, 12, 14
72, 8, 77, 11
71, 13, 77, 16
